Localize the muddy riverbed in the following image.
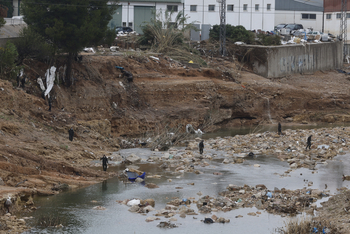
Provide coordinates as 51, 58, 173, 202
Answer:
24, 145, 350, 234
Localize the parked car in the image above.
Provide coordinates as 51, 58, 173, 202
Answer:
274, 23, 287, 32
283, 24, 304, 34
115, 26, 133, 34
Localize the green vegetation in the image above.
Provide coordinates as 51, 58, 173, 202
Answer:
210, 25, 255, 44
0, 41, 21, 80
21, 0, 117, 86
138, 9, 195, 53
14, 27, 55, 64
0, 17, 5, 28
99, 28, 117, 47
210, 24, 281, 46
257, 34, 281, 46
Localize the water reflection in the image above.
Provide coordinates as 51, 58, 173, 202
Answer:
25, 133, 350, 234
203, 123, 350, 139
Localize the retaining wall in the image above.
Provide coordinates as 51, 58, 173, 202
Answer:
241, 41, 343, 78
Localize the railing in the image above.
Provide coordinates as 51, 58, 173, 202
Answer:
4, 17, 26, 25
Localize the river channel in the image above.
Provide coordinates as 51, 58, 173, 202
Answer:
24, 124, 350, 234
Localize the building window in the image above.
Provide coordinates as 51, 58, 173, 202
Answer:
267, 4, 271, 10
336, 13, 341, 19
190, 5, 197, 12
347, 13, 350, 18
122, 22, 126, 27
301, 13, 316, 19
243, 4, 248, 11
326, 14, 331, 19
227, 4, 234, 11
167, 5, 178, 12
128, 22, 133, 27
208, 5, 215, 11
255, 4, 259, 11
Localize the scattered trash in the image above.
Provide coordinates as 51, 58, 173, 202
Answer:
83, 47, 95, 53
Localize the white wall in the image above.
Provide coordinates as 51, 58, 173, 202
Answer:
275, 10, 323, 32
183, 0, 275, 31
323, 12, 350, 40
119, 2, 184, 29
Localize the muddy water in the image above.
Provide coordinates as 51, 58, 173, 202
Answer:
26, 147, 350, 234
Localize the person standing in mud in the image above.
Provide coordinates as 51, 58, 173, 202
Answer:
100, 155, 108, 171
68, 128, 74, 141
48, 96, 52, 112
278, 123, 282, 135
306, 135, 312, 150
116, 66, 133, 82
122, 69, 133, 82
199, 140, 204, 154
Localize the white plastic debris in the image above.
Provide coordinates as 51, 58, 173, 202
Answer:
44, 66, 56, 96
83, 47, 95, 53
110, 46, 119, 52
119, 81, 125, 90
127, 199, 141, 207
37, 77, 46, 91
149, 56, 159, 61
234, 41, 246, 45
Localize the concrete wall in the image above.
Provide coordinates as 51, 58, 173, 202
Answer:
242, 41, 343, 78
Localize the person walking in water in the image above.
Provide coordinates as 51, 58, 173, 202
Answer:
101, 155, 108, 171
306, 135, 312, 150
199, 140, 204, 154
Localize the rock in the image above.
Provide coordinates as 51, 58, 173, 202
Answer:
141, 199, 155, 207
203, 218, 214, 223
135, 177, 144, 183
308, 181, 313, 187
254, 164, 260, 167
92, 206, 106, 210
247, 212, 256, 216
125, 154, 141, 164
213, 172, 223, 175
235, 215, 243, 218
145, 216, 157, 222
128, 206, 140, 212
127, 199, 141, 207
222, 158, 230, 164
238, 189, 245, 194
145, 183, 159, 189
157, 221, 177, 228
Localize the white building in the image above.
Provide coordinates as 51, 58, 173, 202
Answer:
110, 0, 276, 34
274, 0, 324, 32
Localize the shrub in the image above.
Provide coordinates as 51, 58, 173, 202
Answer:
210, 24, 255, 44
257, 34, 281, 46
138, 9, 195, 52
0, 41, 20, 80
0, 17, 5, 28
14, 27, 55, 64
97, 28, 116, 47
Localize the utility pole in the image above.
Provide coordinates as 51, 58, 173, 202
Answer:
340, 0, 348, 59
218, 0, 226, 56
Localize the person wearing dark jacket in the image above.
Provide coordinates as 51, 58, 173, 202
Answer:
199, 140, 204, 154
306, 135, 312, 150
101, 155, 108, 171
68, 128, 74, 141
278, 122, 282, 135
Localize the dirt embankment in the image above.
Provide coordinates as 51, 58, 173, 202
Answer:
1, 53, 350, 223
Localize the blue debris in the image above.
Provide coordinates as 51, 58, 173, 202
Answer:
266, 192, 272, 198
312, 227, 318, 233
